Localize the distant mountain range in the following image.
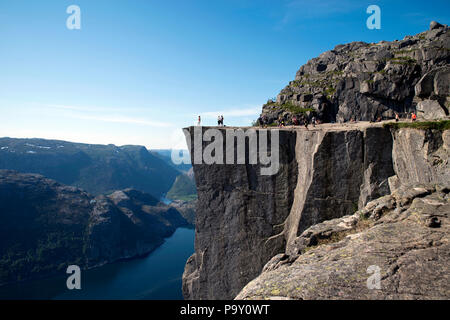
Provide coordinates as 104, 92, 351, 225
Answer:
0, 138, 180, 199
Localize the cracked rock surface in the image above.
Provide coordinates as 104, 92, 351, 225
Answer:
236, 184, 450, 300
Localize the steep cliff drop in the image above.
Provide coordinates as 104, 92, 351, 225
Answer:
182, 127, 298, 300
183, 123, 449, 300
183, 123, 400, 300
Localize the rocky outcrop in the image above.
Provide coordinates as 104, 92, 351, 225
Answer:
282, 126, 395, 259
416, 99, 447, 120
0, 171, 188, 285
182, 124, 449, 300
259, 22, 449, 125
236, 183, 449, 300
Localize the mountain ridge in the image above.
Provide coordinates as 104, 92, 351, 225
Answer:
0, 137, 179, 199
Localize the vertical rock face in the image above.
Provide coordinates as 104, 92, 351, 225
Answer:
283, 127, 394, 256
392, 129, 450, 186
182, 125, 395, 300
182, 127, 298, 300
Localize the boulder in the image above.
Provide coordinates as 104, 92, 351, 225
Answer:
416, 99, 447, 120
415, 66, 450, 98
430, 21, 444, 30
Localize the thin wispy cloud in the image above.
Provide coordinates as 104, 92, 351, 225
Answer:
36, 103, 145, 113
45, 104, 103, 112
33, 103, 173, 128
66, 114, 174, 128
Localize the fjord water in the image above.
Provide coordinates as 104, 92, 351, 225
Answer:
0, 228, 195, 300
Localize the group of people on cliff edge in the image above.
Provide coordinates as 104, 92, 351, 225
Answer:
217, 115, 224, 126
274, 114, 317, 129
195, 115, 225, 126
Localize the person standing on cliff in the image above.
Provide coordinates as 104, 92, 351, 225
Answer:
411, 112, 417, 122
197, 115, 201, 126
221, 115, 224, 126
395, 112, 400, 122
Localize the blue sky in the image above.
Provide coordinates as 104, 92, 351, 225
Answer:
0, 0, 449, 148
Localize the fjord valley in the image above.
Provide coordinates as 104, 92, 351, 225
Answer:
0, 138, 197, 294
